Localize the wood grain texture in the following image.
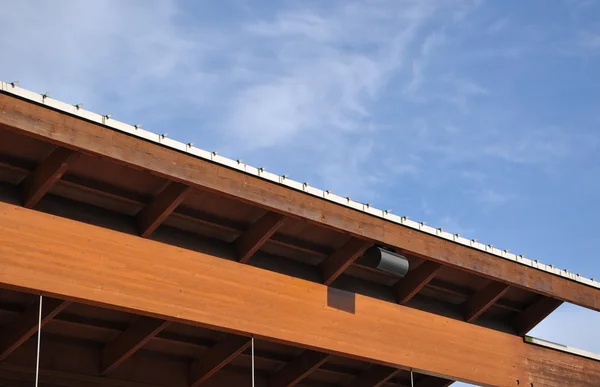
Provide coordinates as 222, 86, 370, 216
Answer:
0, 95, 598, 312
101, 317, 170, 375
21, 147, 78, 208
138, 182, 191, 237
462, 281, 510, 323
319, 238, 372, 285
235, 212, 286, 263
0, 202, 598, 386
0, 297, 70, 361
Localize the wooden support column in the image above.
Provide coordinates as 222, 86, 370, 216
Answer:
462, 281, 510, 322
346, 365, 399, 387
189, 335, 251, 387
394, 261, 442, 304
235, 212, 286, 263
268, 350, 330, 387
21, 147, 78, 208
513, 296, 563, 336
100, 317, 170, 374
319, 238, 372, 285
138, 182, 191, 237
0, 297, 70, 361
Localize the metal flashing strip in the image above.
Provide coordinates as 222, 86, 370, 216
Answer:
524, 336, 600, 362
1, 81, 599, 290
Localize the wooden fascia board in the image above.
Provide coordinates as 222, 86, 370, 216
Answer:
0, 202, 598, 386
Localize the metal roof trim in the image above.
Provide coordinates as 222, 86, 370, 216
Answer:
524, 336, 600, 362
1, 81, 598, 290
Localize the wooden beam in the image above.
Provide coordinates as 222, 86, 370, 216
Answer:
394, 261, 442, 304
0, 202, 599, 387
20, 147, 78, 208
462, 281, 510, 323
138, 182, 191, 237
268, 350, 330, 387
101, 317, 170, 375
189, 335, 251, 387
319, 238, 371, 285
235, 212, 286, 263
346, 365, 399, 387
2, 94, 598, 312
513, 296, 563, 336
0, 297, 69, 361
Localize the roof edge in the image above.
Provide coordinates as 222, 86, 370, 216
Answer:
1, 80, 598, 290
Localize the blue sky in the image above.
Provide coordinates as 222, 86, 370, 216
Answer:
1, 0, 599, 384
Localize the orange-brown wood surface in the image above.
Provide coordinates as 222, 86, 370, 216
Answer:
0, 94, 597, 312
0, 202, 598, 386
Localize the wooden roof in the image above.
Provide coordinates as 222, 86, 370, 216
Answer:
0, 82, 599, 386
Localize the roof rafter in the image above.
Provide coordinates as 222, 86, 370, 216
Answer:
138, 182, 191, 237
394, 260, 442, 304
101, 317, 170, 374
462, 281, 510, 322
513, 296, 563, 336
0, 297, 70, 361
319, 238, 372, 285
21, 147, 79, 208
189, 335, 252, 387
235, 211, 286, 263
346, 365, 399, 387
268, 350, 330, 387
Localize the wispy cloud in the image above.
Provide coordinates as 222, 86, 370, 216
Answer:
1, 0, 599, 228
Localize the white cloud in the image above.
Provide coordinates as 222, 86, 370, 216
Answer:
1, 0, 598, 223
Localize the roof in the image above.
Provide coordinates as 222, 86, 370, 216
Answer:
2, 80, 597, 290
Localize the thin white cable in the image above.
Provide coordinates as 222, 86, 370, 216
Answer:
251, 337, 255, 387
410, 369, 414, 387
35, 294, 43, 387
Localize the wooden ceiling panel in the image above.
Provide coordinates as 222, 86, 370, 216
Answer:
307, 368, 356, 385
163, 213, 238, 243
160, 322, 226, 343
502, 285, 542, 308
143, 336, 199, 359
50, 180, 143, 216
229, 352, 286, 374
261, 241, 324, 266
62, 303, 137, 327
434, 265, 486, 293
43, 317, 118, 344
67, 153, 166, 198
182, 189, 265, 224
277, 217, 347, 250
344, 265, 398, 287
0, 166, 26, 185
